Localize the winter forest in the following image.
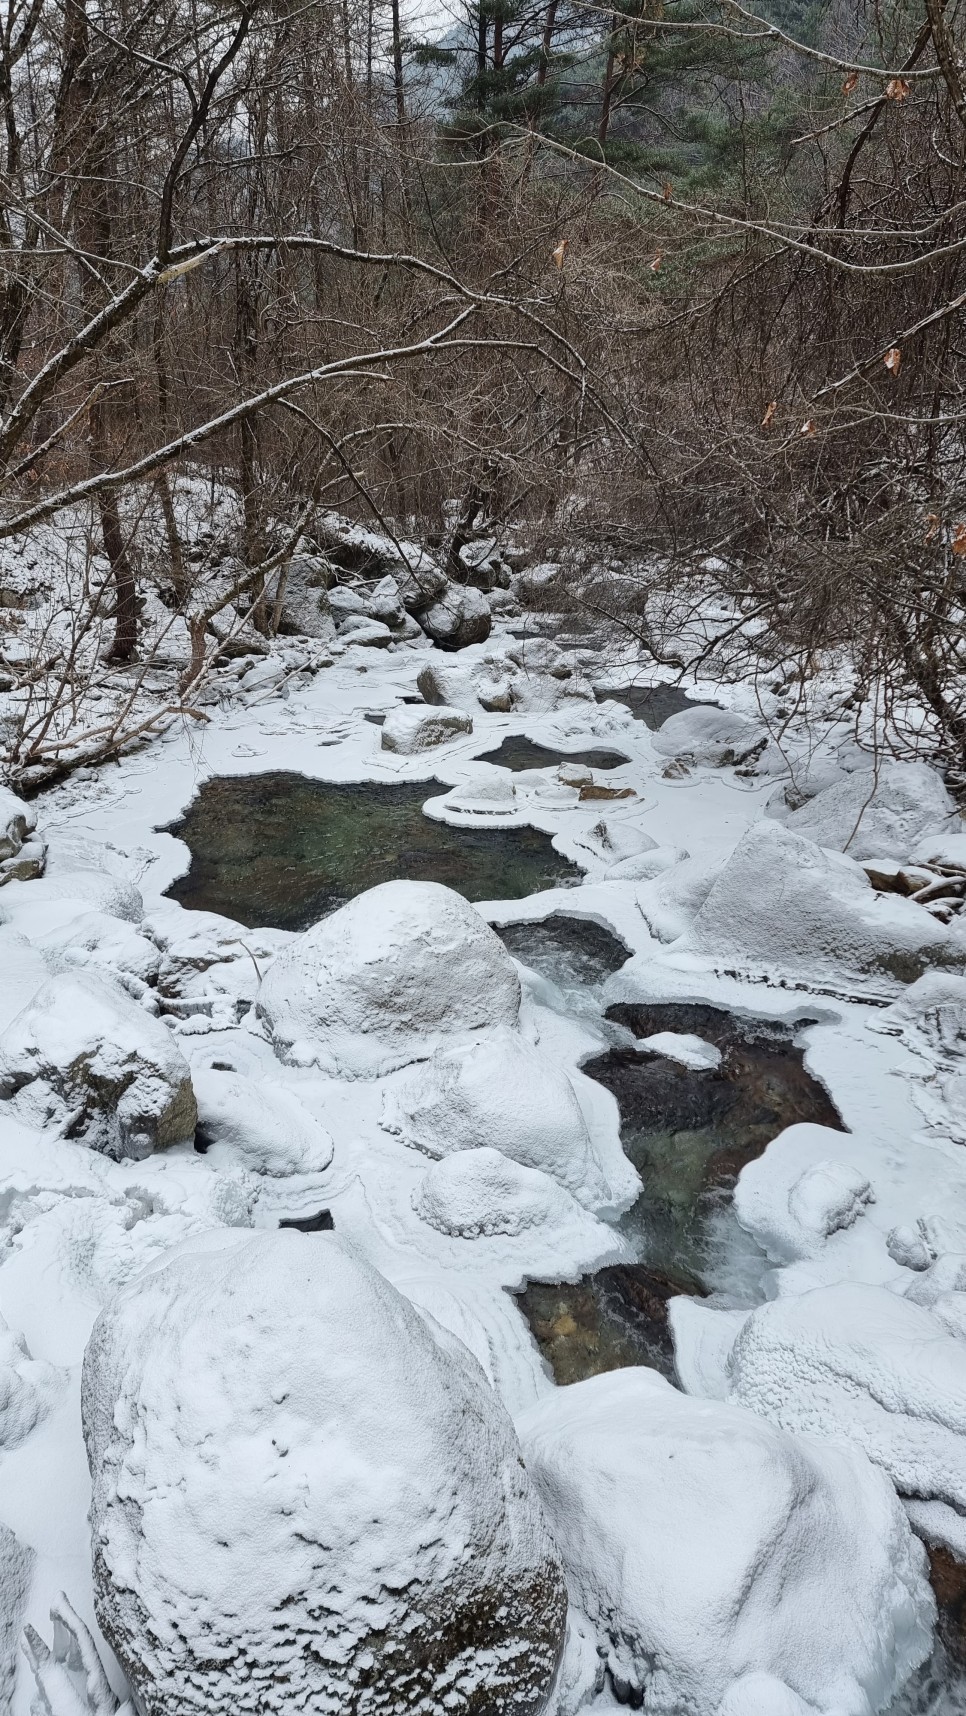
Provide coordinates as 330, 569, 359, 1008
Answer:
3, 0, 966, 1712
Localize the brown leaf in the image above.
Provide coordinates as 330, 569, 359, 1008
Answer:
662, 181, 673, 202
924, 513, 941, 543
883, 346, 902, 375
842, 71, 858, 95
649, 249, 663, 272
885, 77, 910, 101
952, 522, 966, 557
761, 400, 777, 428
800, 418, 817, 437
551, 239, 568, 269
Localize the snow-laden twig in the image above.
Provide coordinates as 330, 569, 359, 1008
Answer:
22, 1595, 132, 1716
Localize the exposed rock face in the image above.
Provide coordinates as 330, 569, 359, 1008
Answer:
0, 971, 197, 1159
380, 704, 473, 753
257, 880, 521, 1076
518, 1366, 932, 1716
83, 1230, 567, 1716
778, 761, 957, 862
420, 583, 492, 650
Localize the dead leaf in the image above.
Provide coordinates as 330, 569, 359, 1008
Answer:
650, 250, 663, 272
662, 181, 673, 202
952, 522, 966, 556
885, 77, 910, 101
800, 418, 817, 437
924, 512, 940, 543
842, 71, 859, 95
762, 400, 777, 428
883, 346, 902, 375
552, 239, 568, 269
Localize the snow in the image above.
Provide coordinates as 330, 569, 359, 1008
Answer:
517, 1365, 933, 1716
380, 703, 473, 752
381, 1026, 638, 1210
192, 1067, 335, 1176
0, 972, 197, 1159
83, 1229, 567, 1716
257, 880, 522, 1076
638, 1030, 722, 1070
651, 706, 766, 767
412, 1146, 606, 1240
775, 763, 958, 863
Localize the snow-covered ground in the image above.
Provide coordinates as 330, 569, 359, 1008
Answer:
2, 616, 966, 1716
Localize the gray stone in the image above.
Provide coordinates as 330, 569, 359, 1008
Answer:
381, 705, 473, 753
420, 584, 491, 650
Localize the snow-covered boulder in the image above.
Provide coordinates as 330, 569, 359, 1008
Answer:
384, 1027, 636, 1209
413, 1146, 591, 1238
37, 910, 161, 994
877, 970, 966, 1055
681, 820, 963, 986
517, 1366, 932, 1716
420, 583, 491, 650
381, 704, 473, 753
0, 1524, 32, 1710
651, 707, 766, 768
0, 859, 143, 933
338, 615, 394, 648
0, 972, 197, 1159
147, 910, 294, 1002
0, 1313, 64, 1447
83, 1230, 567, 1716
274, 555, 335, 639
726, 1282, 966, 1514
0, 783, 34, 858
636, 854, 722, 944
779, 761, 957, 862
417, 649, 593, 715
368, 574, 406, 628
734, 1153, 875, 1264
257, 881, 521, 1076
193, 1068, 334, 1176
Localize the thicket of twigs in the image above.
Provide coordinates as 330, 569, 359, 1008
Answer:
2, 0, 966, 777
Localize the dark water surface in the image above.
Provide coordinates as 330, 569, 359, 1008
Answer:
163, 773, 582, 930
476, 735, 631, 772
595, 683, 717, 730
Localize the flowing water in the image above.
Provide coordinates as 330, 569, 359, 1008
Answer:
163, 772, 583, 930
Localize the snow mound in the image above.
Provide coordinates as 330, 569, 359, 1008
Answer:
0, 784, 35, 857
413, 1145, 590, 1237
518, 1366, 931, 1716
878, 971, 966, 1055
382, 1025, 637, 1209
681, 820, 963, 986
726, 1282, 966, 1512
0, 1312, 65, 1447
83, 1230, 567, 1716
381, 704, 473, 753
635, 854, 723, 944
651, 707, 765, 767
734, 1156, 875, 1263
38, 910, 161, 994
778, 762, 956, 862
640, 1031, 722, 1070
193, 1067, 334, 1176
257, 881, 521, 1076
0, 972, 197, 1159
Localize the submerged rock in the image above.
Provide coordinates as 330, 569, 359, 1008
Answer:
384, 1026, 637, 1209
257, 880, 521, 1076
0, 971, 197, 1159
518, 1365, 932, 1716
83, 1230, 567, 1716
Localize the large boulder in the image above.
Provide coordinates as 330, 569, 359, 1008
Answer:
726, 1281, 966, 1515
256, 881, 521, 1076
420, 583, 492, 650
0, 1313, 64, 1447
83, 1230, 567, 1716
383, 1026, 638, 1210
381, 704, 473, 754
517, 1366, 932, 1716
0, 784, 45, 884
0, 971, 197, 1159
0, 1524, 32, 1709
779, 761, 958, 862
681, 820, 964, 986
417, 650, 594, 715
651, 707, 766, 768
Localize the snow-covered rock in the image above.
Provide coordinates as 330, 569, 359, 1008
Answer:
726, 1282, 966, 1513
651, 707, 766, 768
636, 854, 722, 944
734, 1155, 875, 1263
0, 1312, 65, 1446
0, 783, 35, 858
681, 820, 963, 986
381, 704, 473, 753
778, 762, 957, 862
83, 1230, 567, 1716
417, 650, 593, 715
517, 1366, 932, 1716
368, 574, 406, 628
413, 1146, 592, 1238
0, 1524, 32, 1709
0, 866, 144, 936
420, 583, 491, 649
257, 881, 521, 1076
147, 910, 293, 1002
383, 1027, 636, 1209
23, 1593, 134, 1716
640, 1031, 722, 1070
338, 615, 394, 648
877, 970, 966, 1056
37, 910, 161, 994
0, 972, 197, 1159
193, 1067, 334, 1176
